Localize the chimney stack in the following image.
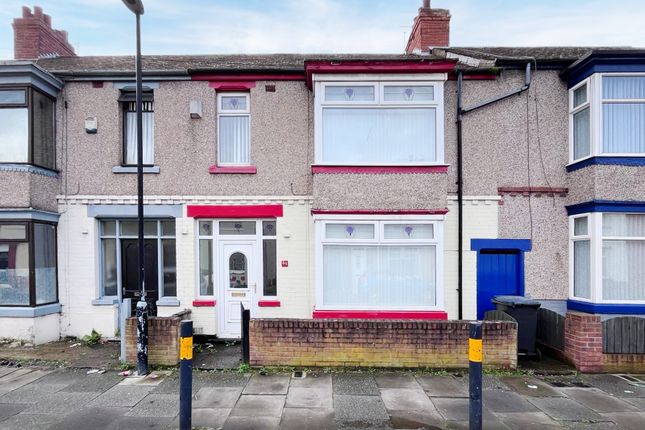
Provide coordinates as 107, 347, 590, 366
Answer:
405, 0, 451, 53
12, 5, 76, 60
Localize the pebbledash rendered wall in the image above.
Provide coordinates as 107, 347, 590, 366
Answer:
249, 319, 517, 369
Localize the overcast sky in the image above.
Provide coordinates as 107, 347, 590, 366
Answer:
1, 0, 644, 59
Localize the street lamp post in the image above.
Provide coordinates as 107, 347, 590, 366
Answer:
121, 0, 148, 376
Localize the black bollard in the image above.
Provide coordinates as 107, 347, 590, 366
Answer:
469, 322, 483, 430
179, 320, 193, 430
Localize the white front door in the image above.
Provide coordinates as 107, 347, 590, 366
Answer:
218, 241, 256, 338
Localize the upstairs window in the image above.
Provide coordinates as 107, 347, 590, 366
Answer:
217, 93, 250, 166
569, 74, 645, 162
120, 90, 154, 165
0, 88, 55, 170
314, 80, 444, 165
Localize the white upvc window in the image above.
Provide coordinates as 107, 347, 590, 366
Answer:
569, 212, 645, 303
217, 93, 250, 166
568, 73, 645, 163
315, 215, 444, 310
314, 74, 445, 165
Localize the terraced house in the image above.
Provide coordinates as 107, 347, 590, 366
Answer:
0, 2, 644, 370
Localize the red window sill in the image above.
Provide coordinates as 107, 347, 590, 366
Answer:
258, 300, 281, 307
311, 165, 448, 174
192, 299, 216, 307
312, 310, 448, 320
209, 165, 257, 174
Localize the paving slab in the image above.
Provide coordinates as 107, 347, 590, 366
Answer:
60, 372, 122, 393
280, 407, 335, 430
332, 373, 379, 395
561, 421, 620, 429
0, 383, 68, 404
379, 388, 435, 411
223, 415, 280, 430
500, 376, 564, 397
483, 375, 512, 391
0, 403, 28, 420
193, 370, 251, 388
375, 374, 420, 389
48, 406, 129, 430
286, 387, 332, 409
289, 373, 331, 389
88, 385, 154, 407
243, 374, 289, 395
527, 397, 604, 421
600, 412, 645, 430
415, 375, 468, 398
193, 386, 242, 408
483, 390, 540, 413
117, 370, 171, 387
106, 415, 172, 430
495, 411, 562, 430
167, 408, 232, 429
0, 413, 62, 430
22, 391, 101, 416
0, 367, 19, 378
230, 395, 286, 418
444, 419, 510, 430
580, 374, 645, 398
622, 396, 645, 409
431, 397, 496, 422
0, 369, 51, 395
334, 418, 394, 430
334, 394, 389, 421
387, 409, 444, 429
126, 393, 178, 417
559, 387, 640, 413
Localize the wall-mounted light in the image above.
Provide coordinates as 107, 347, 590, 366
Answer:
190, 100, 202, 119
85, 117, 97, 134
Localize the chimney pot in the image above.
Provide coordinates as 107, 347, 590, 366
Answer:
21, 6, 32, 18
423, 0, 430, 9
34, 6, 43, 17
44, 14, 51, 26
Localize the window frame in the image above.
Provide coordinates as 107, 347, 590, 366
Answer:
97, 218, 176, 301
121, 98, 155, 167
0, 85, 56, 171
314, 75, 445, 166
568, 73, 645, 163
195, 219, 278, 301
314, 214, 444, 311
0, 220, 58, 308
216, 92, 251, 167
569, 212, 645, 304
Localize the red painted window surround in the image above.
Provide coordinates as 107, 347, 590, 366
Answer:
304, 60, 457, 88
207, 81, 256, 91
312, 310, 448, 320
209, 165, 257, 174
311, 208, 449, 216
192, 299, 216, 307
187, 204, 284, 219
258, 300, 281, 307
311, 165, 448, 174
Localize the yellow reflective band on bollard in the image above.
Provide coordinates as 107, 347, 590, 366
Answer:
180, 337, 193, 360
469, 338, 483, 363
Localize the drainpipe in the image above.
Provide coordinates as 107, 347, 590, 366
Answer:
456, 63, 532, 320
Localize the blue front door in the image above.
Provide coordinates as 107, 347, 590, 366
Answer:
476, 250, 522, 319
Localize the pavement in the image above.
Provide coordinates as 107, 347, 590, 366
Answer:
0, 366, 644, 429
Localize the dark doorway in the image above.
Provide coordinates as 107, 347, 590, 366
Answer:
122, 239, 158, 315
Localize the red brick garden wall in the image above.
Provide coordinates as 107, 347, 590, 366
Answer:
125, 316, 183, 366
249, 319, 517, 369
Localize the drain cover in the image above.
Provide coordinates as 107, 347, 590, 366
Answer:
292, 371, 306, 379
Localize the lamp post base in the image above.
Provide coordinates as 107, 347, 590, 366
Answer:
136, 299, 149, 376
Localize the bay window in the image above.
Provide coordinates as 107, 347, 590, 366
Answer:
316, 218, 443, 310
0, 87, 55, 170
314, 79, 444, 165
570, 212, 645, 303
569, 74, 645, 163
0, 221, 57, 307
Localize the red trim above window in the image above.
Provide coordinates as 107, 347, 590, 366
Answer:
312, 310, 448, 320
187, 204, 284, 219
311, 209, 449, 215
312, 165, 448, 174
258, 300, 281, 307
192, 74, 304, 82
447, 73, 498, 81
192, 299, 216, 307
305, 60, 457, 88
207, 81, 256, 91
209, 165, 257, 174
